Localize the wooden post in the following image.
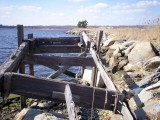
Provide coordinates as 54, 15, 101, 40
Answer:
81, 48, 86, 78
28, 34, 34, 76
64, 84, 78, 120
91, 31, 103, 87
17, 25, 27, 109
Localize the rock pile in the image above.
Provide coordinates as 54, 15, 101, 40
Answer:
67, 29, 160, 120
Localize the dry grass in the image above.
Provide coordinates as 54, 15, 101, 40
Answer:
73, 18, 160, 41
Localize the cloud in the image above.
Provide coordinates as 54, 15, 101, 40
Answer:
68, 0, 89, 2
134, 0, 160, 8
0, 6, 13, 11
77, 3, 108, 14
112, 9, 146, 14
18, 5, 41, 12
111, 3, 130, 10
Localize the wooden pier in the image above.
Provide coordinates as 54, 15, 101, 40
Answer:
0, 25, 136, 120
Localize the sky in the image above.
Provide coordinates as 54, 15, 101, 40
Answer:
0, 0, 160, 26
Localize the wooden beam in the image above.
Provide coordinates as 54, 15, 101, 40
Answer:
0, 42, 29, 93
82, 32, 116, 91
24, 55, 97, 66
28, 34, 34, 76
48, 51, 87, 79
4, 72, 122, 110
91, 31, 103, 87
31, 45, 81, 53
17, 25, 24, 46
65, 84, 78, 120
17, 25, 26, 109
34, 37, 80, 46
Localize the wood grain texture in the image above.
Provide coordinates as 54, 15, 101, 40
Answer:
24, 55, 96, 66
65, 84, 78, 120
4, 72, 120, 110
0, 42, 29, 92
82, 32, 116, 91
34, 37, 80, 46
31, 45, 81, 53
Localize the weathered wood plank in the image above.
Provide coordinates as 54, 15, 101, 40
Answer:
82, 32, 116, 91
31, 45, 81, 53
65, 84, 78, 120
17, 25, 24, 46
24, 55, 97, 66
28, 34, 34, 76
91, 31, 103, 87
17, 25, 27, 109
34, 37, 80, 46
0, 42, 29, 92
4, 72, 120, 110
48, 51, 87, 79
82, 31, 134, 119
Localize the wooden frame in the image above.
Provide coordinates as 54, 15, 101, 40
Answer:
4, 72, 121, 110
0, 25, 136, 120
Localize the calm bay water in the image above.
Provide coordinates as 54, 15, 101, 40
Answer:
0, 28, 81, 80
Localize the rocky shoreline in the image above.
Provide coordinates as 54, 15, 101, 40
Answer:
67, 29, 160, 119
0, 29, 160, 120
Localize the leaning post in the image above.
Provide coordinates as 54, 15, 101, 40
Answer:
17, 25, 27, 109
91, 31, 103, 87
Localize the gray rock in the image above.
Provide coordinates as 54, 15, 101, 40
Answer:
124, 41, 135, 47
143, 56, 160, 72
118, 59, 128, 70
34, 114, 58, 120
135, 72, 160, 87
110, 114, 123, 120
124, 43, 135, 56
129, 91, 154, 110
103, 38, 115, 47
128, 42, 156, 69
151, 41, 160, 54
134, 100, 160, 120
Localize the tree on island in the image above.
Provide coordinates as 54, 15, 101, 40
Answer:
77, 20, 88, 28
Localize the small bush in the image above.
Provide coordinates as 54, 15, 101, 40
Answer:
77, 20, 88, 28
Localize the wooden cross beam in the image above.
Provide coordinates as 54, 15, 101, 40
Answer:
3, 72, 123, 110
30, 45, 82, 53
24, 55, 100, 67
32, 37, 80, 46
48, 51, 87, 79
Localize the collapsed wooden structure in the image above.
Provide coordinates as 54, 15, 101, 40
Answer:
0, 25, 136, 120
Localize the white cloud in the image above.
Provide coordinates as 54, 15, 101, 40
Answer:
68, 0, 89, 2
0, 6, 13, 11
77, 3, 108, 14
111, 3, 130, 9
135, 0, 160, 8
113, 9, 146, 14
18, 6, 41, 12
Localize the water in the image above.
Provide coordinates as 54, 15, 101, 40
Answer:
0, 28, 82, 80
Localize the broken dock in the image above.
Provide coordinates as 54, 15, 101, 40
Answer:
0, 25, 136, 120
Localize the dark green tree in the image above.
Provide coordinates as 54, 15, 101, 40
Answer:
77, 20, 88, 28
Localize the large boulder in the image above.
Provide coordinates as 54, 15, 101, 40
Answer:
126, 42, 156, 71
151, 41, 160, 55
134, 100, 160, 120
128, 42, 156, 65
143, 56, 160, 72
129, 91, 154, 110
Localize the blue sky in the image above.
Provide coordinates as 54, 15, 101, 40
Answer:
0, 0, 160, 26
